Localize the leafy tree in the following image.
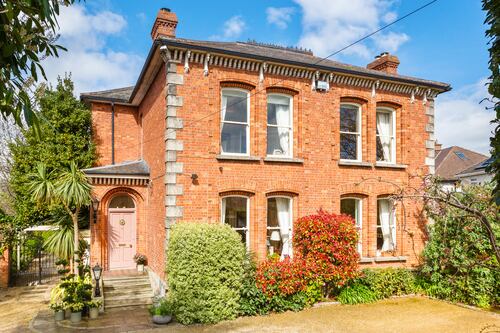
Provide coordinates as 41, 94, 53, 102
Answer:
482, 0, 500, 205
0, 0, 75, 128
9, 76, 95, 228
421, 184, 499, 308
28, 161, 91, 274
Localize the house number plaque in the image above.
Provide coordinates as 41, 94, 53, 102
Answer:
119, 219, 126, 226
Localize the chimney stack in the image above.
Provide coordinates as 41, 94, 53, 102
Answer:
367, 52, 400, 74
151, 8, 178, 40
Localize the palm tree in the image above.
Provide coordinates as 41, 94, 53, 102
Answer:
28, 161, 91, 274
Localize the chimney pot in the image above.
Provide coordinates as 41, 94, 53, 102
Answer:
151, 8, 178, 40
367, 52, 400, 74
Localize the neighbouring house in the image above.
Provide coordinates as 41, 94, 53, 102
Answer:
434, 144, 491, 191
81, 8, 450, 293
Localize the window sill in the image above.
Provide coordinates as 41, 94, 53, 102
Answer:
374, 162, 407, 169
338, 160, 373, 167
216, 154, 260, 162
360, 256, 407, 264
264, 157, 304, 164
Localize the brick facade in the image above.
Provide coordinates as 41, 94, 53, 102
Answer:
85, 9, 448, 281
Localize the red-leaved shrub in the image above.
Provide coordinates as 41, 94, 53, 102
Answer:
293, 209, 359, 286
255, 256, 315, 297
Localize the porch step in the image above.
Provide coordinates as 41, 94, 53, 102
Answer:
103, 274, 154, 309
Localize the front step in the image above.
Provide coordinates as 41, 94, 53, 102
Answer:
103, 274, 154, 309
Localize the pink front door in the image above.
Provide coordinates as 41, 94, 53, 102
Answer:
108, 210, 136, 270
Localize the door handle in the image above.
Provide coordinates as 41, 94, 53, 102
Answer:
117, 243, 132, 248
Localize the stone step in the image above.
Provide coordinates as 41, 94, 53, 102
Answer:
103, 277, 150, 284
103, 281, 151, 290
104, 289, 154, 298
103, 274, 148, 282
104, 295, 153, 309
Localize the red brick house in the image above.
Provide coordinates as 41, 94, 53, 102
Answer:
81, 8, 450, 293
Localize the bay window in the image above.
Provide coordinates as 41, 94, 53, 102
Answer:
267, 94, 293, 157
340, 104, 362, 161
221, 196, 249, 247
340, 198, 362, 254
377, 198, 396, 254
221, 89, 250, 155
267, 197, 292, 258
376, 108, 396, 163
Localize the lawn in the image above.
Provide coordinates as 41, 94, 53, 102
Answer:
158, 296, 500, 333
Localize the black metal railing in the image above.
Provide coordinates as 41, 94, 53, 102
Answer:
11, 241, 58, 286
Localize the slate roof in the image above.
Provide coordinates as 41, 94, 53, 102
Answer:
435, 146, 488, 181
83, 160, 150, 176
80, 86, 134, 103
456, 156, 493, 176
158, 37, 451, 90
80, 37, 450, 104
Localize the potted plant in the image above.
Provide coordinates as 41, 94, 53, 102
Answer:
87, 300, 101, 319
149, 298, 174, 325
68, 301, 85, 323
133, 253, 147, 272
50, 302, 65, 321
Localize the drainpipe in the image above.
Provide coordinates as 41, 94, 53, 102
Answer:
111, 102, 115, 165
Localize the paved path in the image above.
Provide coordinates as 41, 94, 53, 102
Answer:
27, 296, 500, 333
0, 285, 52, 332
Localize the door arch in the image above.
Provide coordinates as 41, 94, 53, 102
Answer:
108, 194, 137, 270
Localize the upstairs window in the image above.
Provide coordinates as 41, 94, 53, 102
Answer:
340, 198, 362, 254
221, 89, 249, 155
376, 108, 396, 163
377, 198, 396, 254
267, 94, 293, 157
340, 104, 361, 161
221, 196, 249, 247
267, 197, 293, 258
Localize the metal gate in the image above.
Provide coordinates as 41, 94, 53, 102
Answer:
11, 234, 58, 286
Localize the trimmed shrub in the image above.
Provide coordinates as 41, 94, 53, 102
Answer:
167, 223, 245, 324
361, 268, 417, 299
293, 210, 360, 292
337, 284, 378, 305
239, 253, 271, 316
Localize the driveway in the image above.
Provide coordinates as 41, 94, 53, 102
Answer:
0, 285, 52, 332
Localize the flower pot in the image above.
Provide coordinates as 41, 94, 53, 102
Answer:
152, 314, 172, 325
89, 307, 99, 319
54, 310, 65, 321
70, 311, 82, 323
137, 264, 144, 272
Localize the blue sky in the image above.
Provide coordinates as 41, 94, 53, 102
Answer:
44, 0, 494, 154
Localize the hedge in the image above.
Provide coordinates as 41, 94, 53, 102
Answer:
167, 222, 246, 324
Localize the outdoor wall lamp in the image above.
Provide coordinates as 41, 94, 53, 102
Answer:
92, 263, 103, 297
92, 198, 100, 224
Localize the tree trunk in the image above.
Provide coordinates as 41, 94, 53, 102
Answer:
72, 213, 79, 276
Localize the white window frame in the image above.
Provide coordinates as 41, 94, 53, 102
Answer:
220, 88, 250, 156
266, 93, 293, 158
376, 198, 396, 256
221, 195, 250, 249
376, 107, 396, 164
266, 196, 293, 258
340, 197, 362, 254
339, 103, 362, 162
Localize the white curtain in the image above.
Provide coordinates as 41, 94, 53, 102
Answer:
379, 200, 393, 251
275, 104, 290, 155
221, 198, 226, 224
376, 112, 391, 161
276, 198, 291, 259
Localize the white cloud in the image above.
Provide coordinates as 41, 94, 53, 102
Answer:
435, 78, 496, 154
293, 0, 409, 58
373, 31, 409, 53
210, 15, 246, 41
42, 5, 143, 95
382, 11, 397, 24
266, 7, 295, 29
